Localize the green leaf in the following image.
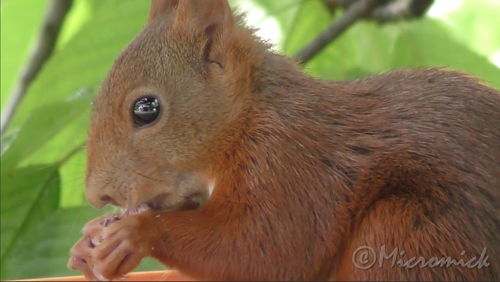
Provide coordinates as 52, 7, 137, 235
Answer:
302, 21, 398, 80
56, 0, 92, 50
241, 0, 302, 48
1, 202, 163, 280
1, 165, 60, 261
390, 19, 500, 90
59, 149, 87, 208
7, 0, 150, 130
444, 0, 500, 60
1, 93, 90, 169
0, 0, 49, 112
0, 162, 162, 279
282, 0, 330, 56
1, 204, 104, 280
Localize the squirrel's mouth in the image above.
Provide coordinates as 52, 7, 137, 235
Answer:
146, 192, 205, 211
112, 186, 210, 221
117, 178, 214, 214
105, 195, 201, 227
121, 203, 150, 217
99, 204, 150, 227
118, 193, 202, 218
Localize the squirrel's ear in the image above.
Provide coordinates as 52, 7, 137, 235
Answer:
175, 0, 234, 66
175, 0, 233, 36
148, 0, 179, 23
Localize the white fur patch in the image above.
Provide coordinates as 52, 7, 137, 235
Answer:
208, 178, 216, 197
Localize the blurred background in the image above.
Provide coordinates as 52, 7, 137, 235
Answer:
1, 0, 499, 279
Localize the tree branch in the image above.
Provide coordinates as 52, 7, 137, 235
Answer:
324, 0, 434, 22
1, 0, 74, 135
293, 0, 388, 64
369, 0, 434, 23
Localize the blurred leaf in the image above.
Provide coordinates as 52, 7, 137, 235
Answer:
1, 93, 90, 170
390, 19, 500, 90
239, 0, 302, 49
59, 149, 87, 208
1, 165, 60, 261
1, 203, 107, 280
19, 110, 89, 178
0, 0, 49, 112
0, 162, 162, 280
282, 0, 330, 56
444, 0, 500, 60
284, 11, 500, 87
56, 0, 92, 50
302, 20, 397, 80
0, 128, 19, 156
8, 0, 150, 130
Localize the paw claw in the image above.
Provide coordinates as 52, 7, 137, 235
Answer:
91, 235, 102, 246
93, 268, 109, 281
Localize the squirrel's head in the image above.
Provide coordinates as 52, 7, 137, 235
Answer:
85, 0, 265, 210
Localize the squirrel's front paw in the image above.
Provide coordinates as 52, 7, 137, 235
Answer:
68, 235, 100, 280
68, 211, 153, 281
68, 213, 120, 280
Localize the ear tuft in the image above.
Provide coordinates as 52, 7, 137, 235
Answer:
174, 0, 234, 67
148, 0, 179, 23
175, 0, 233, 34
147, 1, 236, 68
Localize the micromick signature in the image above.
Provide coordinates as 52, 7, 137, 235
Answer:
352, 246, 490, 270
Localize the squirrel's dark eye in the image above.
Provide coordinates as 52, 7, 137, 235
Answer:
132, 96, 161, 127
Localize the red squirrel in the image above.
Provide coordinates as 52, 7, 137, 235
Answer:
68, 0, 500, 280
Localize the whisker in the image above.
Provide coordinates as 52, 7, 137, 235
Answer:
61, 176, 85, 186
62, 162, 86, 168
132, 170, 164, 182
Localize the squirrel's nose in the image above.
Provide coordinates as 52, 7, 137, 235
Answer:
86, 171, 119, 208
86, 193, 119, 209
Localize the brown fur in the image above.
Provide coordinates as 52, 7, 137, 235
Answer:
72, 0, 500, 280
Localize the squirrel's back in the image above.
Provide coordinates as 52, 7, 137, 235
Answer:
253, 64, 500, 279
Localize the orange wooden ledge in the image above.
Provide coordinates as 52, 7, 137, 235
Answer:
16, 270, 192, 281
